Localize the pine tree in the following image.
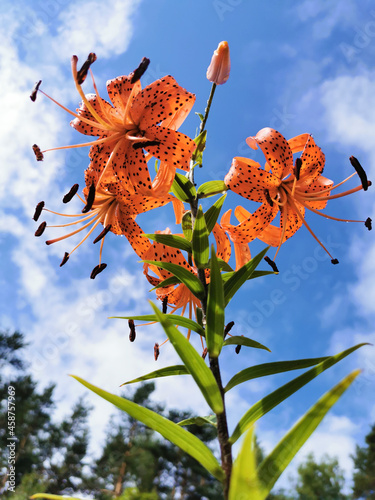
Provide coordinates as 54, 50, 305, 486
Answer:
352, 423, 375, 499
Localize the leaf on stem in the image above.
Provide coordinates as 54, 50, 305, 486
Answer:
206, 247, 225, 358
256, 370, 361, 496
150, 303, 224, 415
197, 180, 227, 198
171, 172, 197, 202
144, 233, 192, 253
223, 336, 271, 352
178, 415, 217, 427
192, 206, 210, 269
204, 194, 226, 233
229, 343, 368, 444
72, 375, 225, 482
120, 365, 189, 386
110, 314, 205, 336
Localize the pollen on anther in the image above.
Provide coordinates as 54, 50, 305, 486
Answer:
82, 183, 96, 213
30, 80, 42, 102
35, 221, 47, 236
264, 256, 279, 273
93, 225, 112, 244
33, 201, 45, 221
63, 184, 79, 203
349, 156, 369, 191
154, 342, 160, 361
32, 144, 44, 161
90, 263, 107, 279
128, 319, 136, 342
365, 217, 372, 231
60, 252, 70, 267
224, 321, 234, 337
235, 344, 242, 354
162, 297, 168, 314
76, 53, 97, 85
331, 258, 339, 265
130, 57, 150, 84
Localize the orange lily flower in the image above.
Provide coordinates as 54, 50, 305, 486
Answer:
34, 164, 183, 278
33, 54, 196, 196
223, 127, 371, 262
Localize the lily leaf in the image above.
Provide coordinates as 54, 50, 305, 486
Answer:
229, 343, 367, 444
223, 336, 271, 352
178, 415, 217, 427
197, 180, 227, 198
120, 365, 189, 386
192, 206, 210, 269
193, 129, 207, 166
225, 356, 329, 393
224, 247, 269, 306
182, 211, 192, 241
206, 247, 225, 358
72, 375, 225, 482
204, 194, 226, 233
171, 172, 197, 202
257, 370, 361, 496
142, 260, 205, 300
110, 314, 205, 336
229, 426, 264, 500
151, 303, 224, 415
144, 233, 192, 253
222, 269, 275, 283
31, 496, 83, 500
150, 275, 181, 290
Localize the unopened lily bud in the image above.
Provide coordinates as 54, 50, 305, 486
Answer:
206, 41, 230, 85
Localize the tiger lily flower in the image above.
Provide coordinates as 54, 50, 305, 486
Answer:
32, 54, 196, 197
223, 127, 371, 262
34, 164, 183, 278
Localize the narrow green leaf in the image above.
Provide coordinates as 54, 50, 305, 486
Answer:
192, 206, 210, 269
223, 336, 271, 352
72, 375, 225, 482
225, 357, 329, 393
195, 111, 204, 122
229, 426, 264, 500
110, 314, 205, 336
144, 233, 192, 253
229, 343, 367, 444
193, 129, 207, 166
197, 180, 228, 198
142, 260, 205, 300
257, 370, 361, 495
204, 194, 226, 233
222, 269, 274, 283
206, 247, 225, 358
178, 415, 217, 427
151, 303, 224, 415
224, 247, 269, 306
171, 172, 197, 202
150, 275, 181, 290
120, 365, 189, 386
182, 211, 192, 241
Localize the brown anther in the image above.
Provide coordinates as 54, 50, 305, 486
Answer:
60, 252, 70, 267
235, 344, 242, 355
264, 189, 273, 207
93, 224, 112, 244
331, 258, 339, 265
32, 144, 44, 161
294, 157, 302, 180
132, 140, 160, 150
130, 57, 150, 84
128, 319, 136, 342
162, 297, 168, 314
82, 183, 96, 213
33, 201, 45, 221
365, 217, 372, 231
76, 53, 97, 85
202, 347, 208, 359
154, 342, 160, 361
349, 156, 369, 191
264, 256, 279, 273
34, 221, 47, 237
224, 321, 234, 338
30, 80, 42, 102
63, 184, 79, 203
90, 263, 107, 279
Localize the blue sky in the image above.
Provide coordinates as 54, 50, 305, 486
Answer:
1, 0, 375, 492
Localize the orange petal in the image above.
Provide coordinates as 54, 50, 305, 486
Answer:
143, 125, 196, 172
71, 94, 113, 136
246, 128, 293, 179
287, 133, 310, 154
222, 202, 279, 244
299, 135, 325, 182
130, 76, 195, 130
297, 175, 333, 210
233, 241, 251, 270
225, 157, 279, 202
212, 223, 231, 263
114, 210, 151, 258
106, 76, 141, 113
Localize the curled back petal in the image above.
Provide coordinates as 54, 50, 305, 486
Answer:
106, 76, 141, 114
225, 157, 279, 202
212, 223, 231, 263
299, 135, 326, 182
71, 94, 113, 136
246, 128, 294, 179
